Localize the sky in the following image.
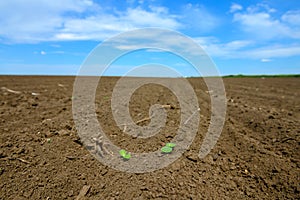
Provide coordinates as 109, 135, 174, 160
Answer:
0, 0, 300, 76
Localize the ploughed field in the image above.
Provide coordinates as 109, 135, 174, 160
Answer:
0, 76, 299, 199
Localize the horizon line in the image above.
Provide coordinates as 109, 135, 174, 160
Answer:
0, 74, 299, 78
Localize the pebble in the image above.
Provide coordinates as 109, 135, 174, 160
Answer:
186, 153, 198, 162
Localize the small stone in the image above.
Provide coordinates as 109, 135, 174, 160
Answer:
68, 190, 74, 197
38, 183, 44, 187
58, 129, 69, 136
186, 153, 198, 162
140, 186, 148, 191
17, 148, 25, 154
100, 169, 108, 176
268, 115, 275, 119
203, 155, 214, 164
213, 153, 219, 161
272, 166, 281, 173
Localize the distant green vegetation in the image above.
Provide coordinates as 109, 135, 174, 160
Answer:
223, 74, 300, 78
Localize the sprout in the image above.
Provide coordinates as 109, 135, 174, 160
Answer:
161, 146, 173, 153
166, 143, 176, 148
161, 142, 176, 154
119, 149, 131, 160
123, 153, 131, 160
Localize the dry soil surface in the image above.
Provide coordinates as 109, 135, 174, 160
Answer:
0, 76, 299, 199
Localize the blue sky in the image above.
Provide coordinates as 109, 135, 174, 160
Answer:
0, 0, 299, 76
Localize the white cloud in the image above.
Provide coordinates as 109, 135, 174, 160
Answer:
192, 36, 300, 59
261, 58, 272, 62
124, 7, 180, 28
1, 1, 299, 61
50, 44, 61, 48
110, 30, 300, 60
193, 37, 254, 58
224, 40, 253, 50
144, 48, 165, 53
246, 46, 300, 59
281, 10, 300, 26
0, 1, 220, 43
233, 4, 300, 40
0, 0, 182, 43
181, 3, 219, 32
230, 3, 243, 13
53, 7, 181, 41
0, 0, 95, 43
246, 3, 276, 14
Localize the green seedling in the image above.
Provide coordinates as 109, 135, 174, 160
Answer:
119, 149, 131, 160
166, 143, 176, 148
161, 142, 176, 154
161, 146, 173, 153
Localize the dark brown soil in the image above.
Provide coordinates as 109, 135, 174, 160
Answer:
0, 76, 299, 199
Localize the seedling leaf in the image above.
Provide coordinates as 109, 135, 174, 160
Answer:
161, 146, 173, 153
166, 143, 176, 148
119, 149, 127, 157
119, 149, 131, 160
123, 153, 131, 159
